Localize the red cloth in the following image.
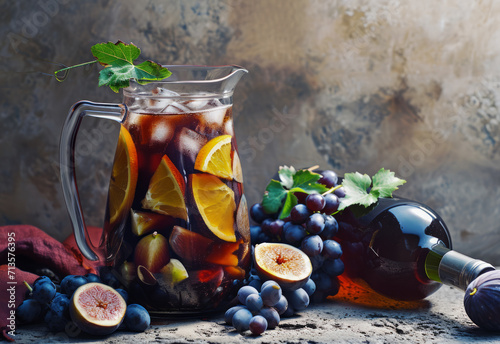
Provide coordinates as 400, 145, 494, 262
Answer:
0, 225, 104, 341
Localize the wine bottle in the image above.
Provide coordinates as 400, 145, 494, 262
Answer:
336, 197, 495, 301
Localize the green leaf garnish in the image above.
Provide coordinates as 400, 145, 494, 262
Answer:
262, 166, 406, 220
262, 166, 329, 219
54, 41, 171, 92
338, 168, 406, 212
91, 41, 171, 92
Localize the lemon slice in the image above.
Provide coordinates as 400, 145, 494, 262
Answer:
142, 155, 187, 220
191, 173, 236, 242
254, 243, 312, 290
107, 126, 138, 225
194, 135, 233, 180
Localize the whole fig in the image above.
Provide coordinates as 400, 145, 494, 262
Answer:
464, 270, 500, 331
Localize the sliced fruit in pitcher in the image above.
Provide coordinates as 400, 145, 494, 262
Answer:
137, 265, 158, 286
191, 173, 236, 242
196, 267, 224, 285
142, 154, 187, 220
206, 240, 242, 266
108, 126, 138, 225
160, 259, 189, 287
194, 134, 233, 180
130, 209, 175, 236
236, 194, 250, 240
232, 150, 244, 183
224, 266, 246, 279
134, 232, 170, 273
169, 225, 214, 262
119, 261, 136, 284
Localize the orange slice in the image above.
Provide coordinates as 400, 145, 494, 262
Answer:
232, 150, 244, 183
107, 126, 138, 225
191, 173, 236, 242
142, 155, 187, 220
194, 134, 233, 180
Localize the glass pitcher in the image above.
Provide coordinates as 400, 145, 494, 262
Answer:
60, 65, 250, 315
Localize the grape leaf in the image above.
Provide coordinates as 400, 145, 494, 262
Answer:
337, 172, 377, 211
370, 168, 406, 198
91, 41, 171, 93
292, 169, 329, 194
262, 167, 330, 219
278, 166, 296, 189
280, 192, 298, 219
338, 169, 406, 212
262, 180, 288, 214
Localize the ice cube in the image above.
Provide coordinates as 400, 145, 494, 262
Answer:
175, 128, 208, 168
196, 106, 228, 136
223, 117, 234, 137
148, 98, 174, 113
126, 111, 142, 127
163, 101, 192, 114
185, 99, 210, 111
151, 119, 174, 145
148, 88, 181, 113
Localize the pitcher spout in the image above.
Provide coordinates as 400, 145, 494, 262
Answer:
124, 65, 248, 99
222, 65, 248, 95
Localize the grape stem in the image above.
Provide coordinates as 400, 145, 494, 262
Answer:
54, 60, 98, 81
23, 281, 33, 294
322, 185, 342, 196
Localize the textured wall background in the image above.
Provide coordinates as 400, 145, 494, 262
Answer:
1, 0, 500, 264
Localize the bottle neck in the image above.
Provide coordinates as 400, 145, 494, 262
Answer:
425, 243, 495, 291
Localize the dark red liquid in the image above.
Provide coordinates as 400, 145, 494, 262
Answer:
101, 104, 250, 315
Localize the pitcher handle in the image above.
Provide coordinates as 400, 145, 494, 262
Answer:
60, 101, 127, 261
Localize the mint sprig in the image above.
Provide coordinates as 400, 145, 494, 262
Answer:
262, 166, 330, 219
337, 168, 406, 211
54, 41, 171, 92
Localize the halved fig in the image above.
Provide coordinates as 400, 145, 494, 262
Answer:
69, 282, 126, 335
254, 243, 312, 291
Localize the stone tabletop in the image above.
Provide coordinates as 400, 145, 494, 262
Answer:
13, 277, 500, 344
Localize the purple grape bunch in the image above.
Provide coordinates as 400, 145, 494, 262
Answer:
249, 169, 345, 301
225, 277, 315, 335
